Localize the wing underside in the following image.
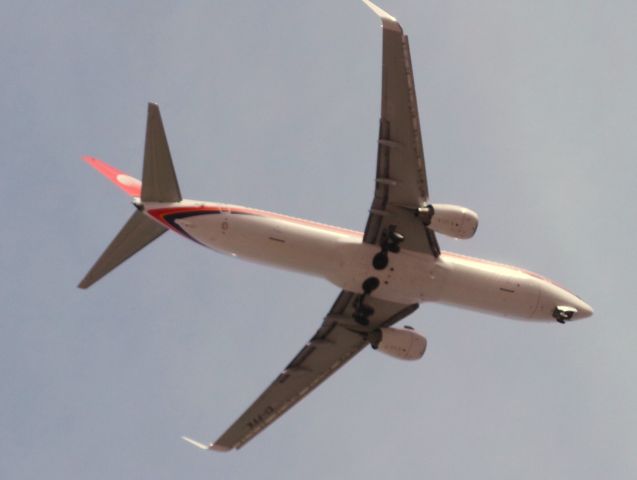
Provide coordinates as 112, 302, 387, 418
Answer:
191, 291, 417, 451
362, 0, 440, 256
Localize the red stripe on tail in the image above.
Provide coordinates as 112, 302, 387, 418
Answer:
82, 156, 142, 197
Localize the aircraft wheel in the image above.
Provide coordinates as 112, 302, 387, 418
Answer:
362, 276, 380, 294
373, 252, 388, 270
553, 307, 574, 324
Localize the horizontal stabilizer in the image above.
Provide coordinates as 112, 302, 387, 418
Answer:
82, 156, 142, 198
141, 103, 182, 202
78, 210, 166, 289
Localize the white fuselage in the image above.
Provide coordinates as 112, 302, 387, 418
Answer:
145, 200, 592, 322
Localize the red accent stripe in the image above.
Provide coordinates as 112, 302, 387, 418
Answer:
147, 204, 570, 294
82, 156, 142, 197
147, 205, 363, 238
147, 206, 223, 236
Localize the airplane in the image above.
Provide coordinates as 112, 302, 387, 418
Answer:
79, 0, 593, 452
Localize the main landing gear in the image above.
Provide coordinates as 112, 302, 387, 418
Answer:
353, 277, 380, 326
353, 226, 405, 326
373, 225, 404, 270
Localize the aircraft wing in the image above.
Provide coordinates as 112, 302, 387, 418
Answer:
184, 291, 418, 451
362, 0, 440, 257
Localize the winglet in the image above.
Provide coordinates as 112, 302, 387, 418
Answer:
181, 436, 230, 452
361, 0, 402, 32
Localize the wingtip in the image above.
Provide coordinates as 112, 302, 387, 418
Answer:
363, 0, 398, 23
82, 155, 103, 170
181, 436, 230, 452
181, 436, 211, 450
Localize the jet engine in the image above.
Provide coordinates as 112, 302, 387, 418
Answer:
418, 204, 479, 239
370, 326, 427, 361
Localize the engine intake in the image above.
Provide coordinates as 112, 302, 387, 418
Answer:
370, 327, 427, 361
418, 204, 479, 239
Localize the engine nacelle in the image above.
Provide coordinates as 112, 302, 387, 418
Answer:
419, 204, 479, 239
371, 327, 427, 361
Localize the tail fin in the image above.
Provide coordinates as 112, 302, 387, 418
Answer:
79, 103, 181, 288
141, 103, 182, 202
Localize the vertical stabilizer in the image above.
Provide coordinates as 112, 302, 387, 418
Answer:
142, 103, 182, 202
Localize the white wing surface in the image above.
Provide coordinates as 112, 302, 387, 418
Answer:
186, 291, 417, 451
362, 0, 440, 256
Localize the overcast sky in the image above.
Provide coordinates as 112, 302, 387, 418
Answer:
1, 1, 636, 478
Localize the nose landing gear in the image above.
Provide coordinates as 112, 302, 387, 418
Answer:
553, 306, 577, 324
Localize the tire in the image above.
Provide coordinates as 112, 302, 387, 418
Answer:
362, 276, 380, 293
373, 252, 388, 270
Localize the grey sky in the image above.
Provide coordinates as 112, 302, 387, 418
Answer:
1, 1, 635, 478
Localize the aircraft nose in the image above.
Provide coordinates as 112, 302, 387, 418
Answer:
576, 300, 594, 319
